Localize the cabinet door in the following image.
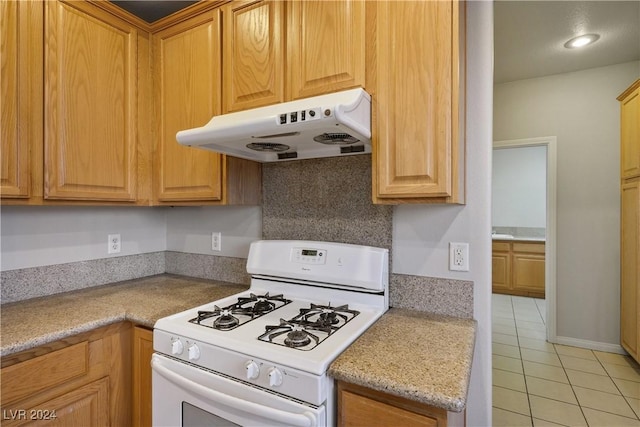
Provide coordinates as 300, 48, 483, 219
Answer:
287, 0, 366, 100
512, 252, 545, 298
154, 11, 223, 202
20, 377, 110, 427
1, 0, 42, 201
373, 0, 463, 203
492, 250, 511, 294
132, 327, 153, 427
222, 0, 284, 113
337, 381, 447, 427
620, 82, 640, 179
44, 0, 137, 201
622, 179, 640, 361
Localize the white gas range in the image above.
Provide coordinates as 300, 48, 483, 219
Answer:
152, 240, 389, 427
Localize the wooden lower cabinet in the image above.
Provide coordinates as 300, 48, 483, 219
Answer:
132, 326, 154, 427
337, 381, 464, 427
492, 240, 545, 298
0, 323, 132, 427
28, 377, 110, 426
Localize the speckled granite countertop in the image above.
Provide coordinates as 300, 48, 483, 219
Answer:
328, 308, 476, 413
0, 274, 247, 357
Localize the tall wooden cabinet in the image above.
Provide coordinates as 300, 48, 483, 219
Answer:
371, 0, 464, 204
619, 79, 640, 363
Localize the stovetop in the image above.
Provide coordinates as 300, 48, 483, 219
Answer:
154, 282, 384, 376
187, 291, 361, 352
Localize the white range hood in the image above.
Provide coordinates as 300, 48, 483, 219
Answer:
176, 88, 371, 162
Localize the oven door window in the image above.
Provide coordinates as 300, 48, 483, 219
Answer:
183, 402, 240, 427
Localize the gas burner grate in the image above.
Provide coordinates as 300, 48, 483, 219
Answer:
189, 293, 292, 331
258, 303, 359, 351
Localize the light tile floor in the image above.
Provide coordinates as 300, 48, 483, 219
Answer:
492, 294, 640, 426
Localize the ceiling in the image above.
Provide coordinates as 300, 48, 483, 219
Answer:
494, 1, 640, 84
110, 1, 198, 23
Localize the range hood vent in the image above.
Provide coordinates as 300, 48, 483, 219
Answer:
176, 88, 371, 162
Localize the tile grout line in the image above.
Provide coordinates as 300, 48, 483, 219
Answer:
512, 296, 535, 424
589, 349, 640, 421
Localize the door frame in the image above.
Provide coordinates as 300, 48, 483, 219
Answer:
493, 136, 558, 343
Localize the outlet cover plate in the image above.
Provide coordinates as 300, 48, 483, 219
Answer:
449, 242, 469, 271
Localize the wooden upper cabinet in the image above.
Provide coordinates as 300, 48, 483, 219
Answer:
222, 0, 284, 113
1, 1, 28, 198
372, 0, 464, 204
1, 0, 42, 201
154, 10, 224, 202
44, 0, 138, 201
619, 80, 640, 180
287, 0, 366, 100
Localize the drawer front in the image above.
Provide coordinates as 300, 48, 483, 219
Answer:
513, 242, 545, 254
1, 342, 88, 404
492, 242, 511, 252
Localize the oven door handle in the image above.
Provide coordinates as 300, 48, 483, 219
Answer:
151, 357, 316, 427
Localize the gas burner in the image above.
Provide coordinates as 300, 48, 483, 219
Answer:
191, 306, 242, 331
213, 309, 240, 330
237, 292, 291, 315
285, 330, 312, 348
259, 318, 337, 351
298, 303, 360, 327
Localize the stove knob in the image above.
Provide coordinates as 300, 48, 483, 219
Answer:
245, 360, 260, 380
268, 367, 283, 387
187, 343, 200, 361
171, 339, 184, 356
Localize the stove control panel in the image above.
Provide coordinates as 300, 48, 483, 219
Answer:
291, 247, 327, 265
154, 329, 328, 406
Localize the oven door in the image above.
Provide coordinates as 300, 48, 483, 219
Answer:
151, 354, 325, 427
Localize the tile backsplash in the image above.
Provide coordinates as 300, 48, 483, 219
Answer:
262, 155, 393, 249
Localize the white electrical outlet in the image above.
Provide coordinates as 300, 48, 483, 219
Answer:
449, 242, 469, 271
108, 234, 121, 254
212, 232, 222, 252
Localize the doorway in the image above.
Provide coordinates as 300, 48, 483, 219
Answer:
493, 136, 558, 342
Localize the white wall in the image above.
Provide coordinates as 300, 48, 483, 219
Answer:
165, 206, 262, 258
494, 60, 640, 348
0, 206, 167, 271
393, 3, 493, 424
0, 205, 262, 271
492, 145, 547, 228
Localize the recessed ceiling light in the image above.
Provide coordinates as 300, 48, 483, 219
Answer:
564, 34, 600, 49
